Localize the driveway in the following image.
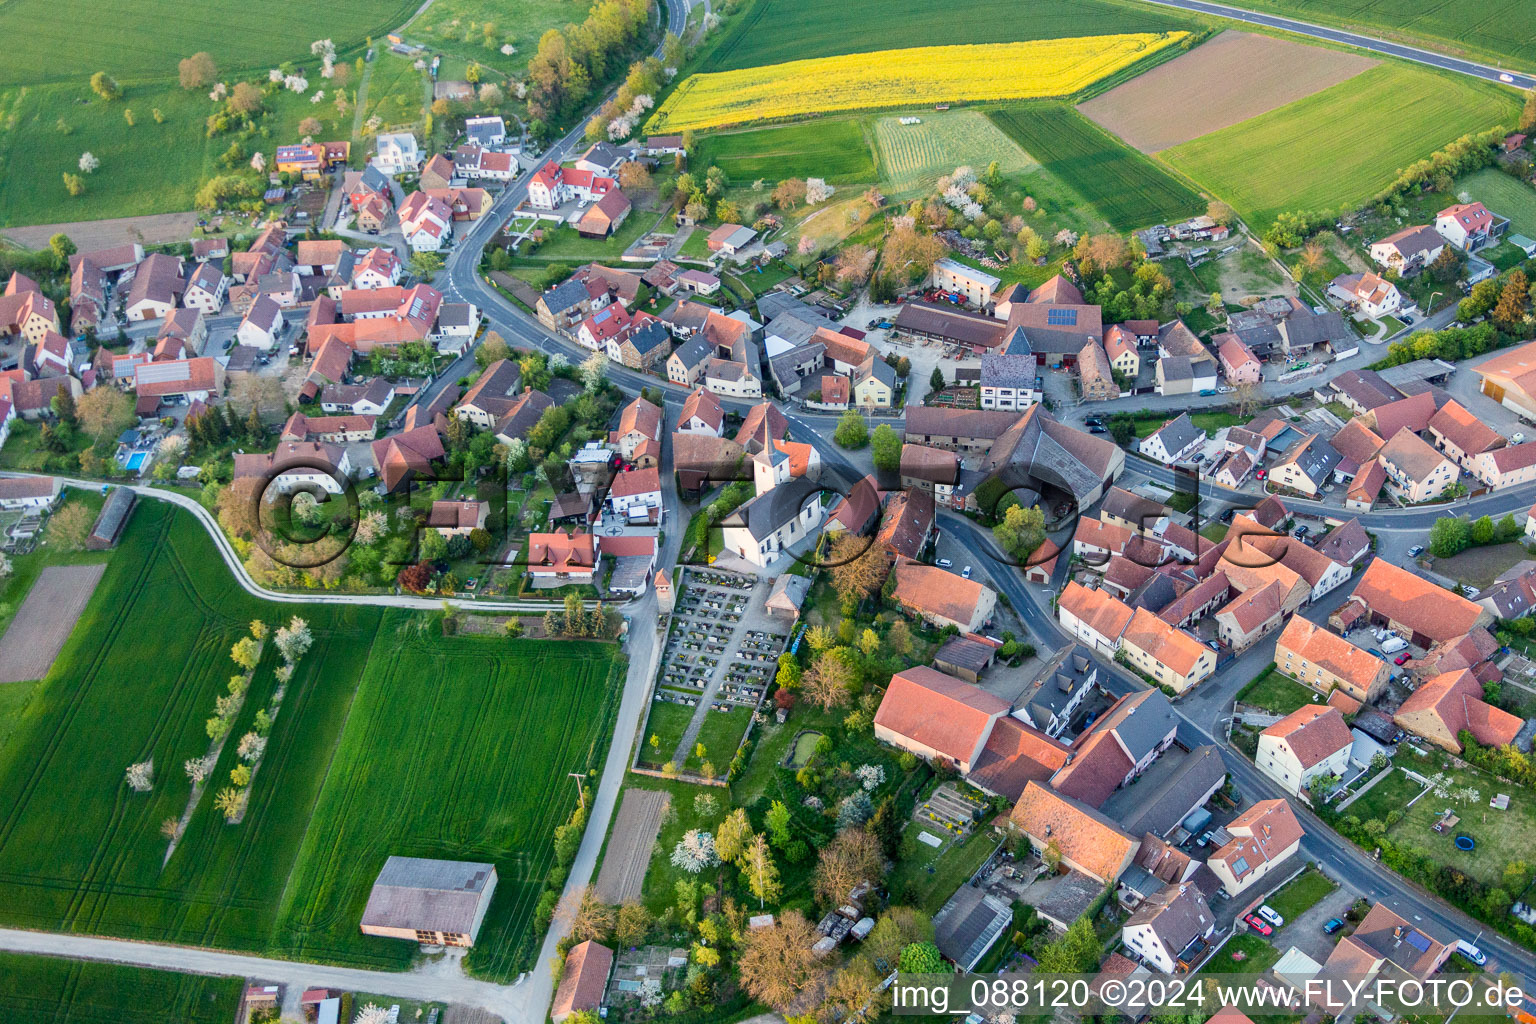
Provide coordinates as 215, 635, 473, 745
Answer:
1274, 880, 1359, 964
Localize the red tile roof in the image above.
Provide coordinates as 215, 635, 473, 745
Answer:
874, 665, 1007, 766
1009, 781, 1136, 882
1262, 705, 1351, 768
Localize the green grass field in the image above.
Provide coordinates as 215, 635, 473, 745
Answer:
1264, 866, 1337, 923
361, 52, 429, 131
705, 0, 1194, 72
693, 119, 877, 186
1224, 0, 1536, 71
1161, 65, 1521, 229
1460, 168, 1536, 238
0, 501, 622, 980
987, 103, 1204, 231
874, 111, 1038, 197
1237, 669, 1320, 714
0, 0, 416, 86
0, 953, 241, 1023
406, 0, 586, 75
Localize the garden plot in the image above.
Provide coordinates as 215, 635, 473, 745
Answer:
0, 564, 105, 683
873, 111, 1037, 197
1079, 30, 1376, 153
594, 788, 670, 904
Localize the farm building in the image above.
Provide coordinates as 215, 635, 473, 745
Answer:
359, 856, 498, 947
87, 487, 136, 550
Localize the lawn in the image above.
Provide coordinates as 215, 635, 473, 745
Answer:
1459, 168, 1536, 238
1221, 0, 1536, 72
1364, 760, 1536, 887
641, 699, 697, 766
515, 215, 652, 265
0, 486, 111, 643
1237, 669, 1321, 715
987, 103, 1205, 232
0, 0, 415, 86
1430, 541, 1528, 590
361, 52, 428, 131
886, 824, 1001, 915
693, 119, 877, 186
1200, 933, 1280, 976
703, 0, 1195, 72
1264, 866, 1337, 923
1344, 767, 1425, 824
690, 705, 754, 771
874, 110, 1038, 198
0, 501, 622, 981
1161, 65, 1521, 229
404, 0, 584, 76
0, 952, 241, 1024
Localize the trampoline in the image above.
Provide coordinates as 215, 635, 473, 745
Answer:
1455, 834, 1475, 851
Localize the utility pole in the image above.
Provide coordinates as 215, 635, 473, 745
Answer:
569, 771, 586, 813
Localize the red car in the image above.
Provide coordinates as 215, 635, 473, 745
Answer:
1244, 913, 1273, 936
1395, 653, 1411, 666
1255, 469, 1268, 481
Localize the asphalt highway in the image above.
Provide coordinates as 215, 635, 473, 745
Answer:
1135, 0, 1534, 88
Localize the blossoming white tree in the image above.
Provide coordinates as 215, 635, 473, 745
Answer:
274, 616, 313, 663
185, 754, 216, 783
806, 178, 834, 204
125, 760, 155, 793
78, 152, 100, 174
670, 829, 719, 873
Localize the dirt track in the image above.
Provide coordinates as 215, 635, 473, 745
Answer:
0, 564, 106, 683
1079, 30, 1377, 153
593, 788, 670, 903
3, 212, 200, 252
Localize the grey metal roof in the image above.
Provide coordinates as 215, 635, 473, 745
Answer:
360, 856, 496, 935
670, 334, 711, 369
1024, 645, 1096, 727
1112, 744, 1226, 838
768, 342, 824, 393
1107, 688, 1178, 763
627, 320, 671, 356
1283, 434, 1343, 486
1282, 308, 1352, 348
860, 357, 896, 387
933, 884, 1013, 971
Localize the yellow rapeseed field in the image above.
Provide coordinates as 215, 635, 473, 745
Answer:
645, 32, 1188, 133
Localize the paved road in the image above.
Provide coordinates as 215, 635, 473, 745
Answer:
1135, 0, 1535, 88
0, 928, 526, 1018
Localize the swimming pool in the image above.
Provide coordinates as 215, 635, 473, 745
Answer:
125, 451, 148, 472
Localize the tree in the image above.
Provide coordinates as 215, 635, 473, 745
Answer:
353, 1007, 392, 1024
765, 800, 792, 848
237, 732, 266, 762
1494, 270, 1530, 327
929, 366, 946, 393
827, 534, 886, 606
122, 107, 135, 127
90, 72, 121, 100
213, 787, 247, 821
886, 619, 913, 655
772, 178, 807, 209
78, 151, 100, 174
737, 911, 822, 1012
476, 332, 512, 368
62, 173, 85, 197
1523, 87, 1536, 133
615, 901, 650, 946
1430, 516, 1471, 558
1233, 380, 1262, 417
179, 52, 217, 90
993, 503, 1045, 560
865, 907, 934, 972
275, 617, 313, 662
1207, 201, 1236, 227
1472, 514, 1496, 546
803, 652, 856, 712
230, 636, 260, 671
571, 885, 616, 942
1428, 246, 1462, 283
870, 423, 901, 471
814, 829, 882, 908
806, 178, 834, 204
580, 351, 608, 393
124, 760, 154, 792
898, 941, 944, 973
48, 233, 76, 269
1085, 233, 1128, 271
47, 501, 94, 552
76, 386, 135, 441
298, 115, 324, 136
716, 807, 752, 865
229, 81, 263, 115
834, 409, 868, 449
1035, 916, 1102, 973
670, 829, 719, 873
742, 834, 781, 907
618, 161, 652, 190
409, 251, 444, 279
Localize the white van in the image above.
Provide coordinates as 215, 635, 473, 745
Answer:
1456, 939, 1486, 965
1380, 636, 1408, 655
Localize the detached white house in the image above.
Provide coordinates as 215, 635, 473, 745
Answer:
398, 192, 453, 252
1122, 884, 1215, 973
0, 475, 61, 511
1256, 705, 1352, 797
719, 478, 824, 569
1140, 414, 1205, 466
238, 295, 285, 351
1328, 272, 1402, 319
373, 132, 421, 175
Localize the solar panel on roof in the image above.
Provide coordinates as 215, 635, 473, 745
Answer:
1046, 308, 1078, 326
1404, 930, 1432, 952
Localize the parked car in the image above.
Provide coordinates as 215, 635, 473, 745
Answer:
1257, 905, 1284, 927
1243, 914, 1273, 936
1407, 545, 1424, 558
1196, 831, 1214, 847
1395, 652, 1411, 666
1323, 918, 1344, 934
1456, 939, 1487, 966
1199, 388, 1218, 396
1089, 425, 1107, 434
936, 558, 953, 568
1293, 524, 1310, 538
961, 565, 973, 579
1220, 508, 1235, 523
1513, 432, 1526, 445
1380, 636, 1408, 655
1217, 385, 1234, 394
1256, 469, 1267, 480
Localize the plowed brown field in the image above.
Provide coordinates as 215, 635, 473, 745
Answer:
1079, 30, 1376, 153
